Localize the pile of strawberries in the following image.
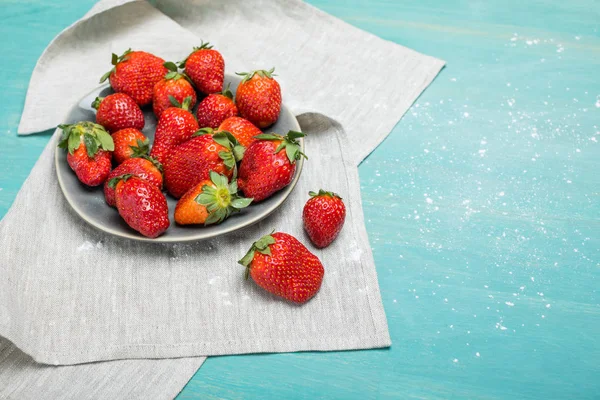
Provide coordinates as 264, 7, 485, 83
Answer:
58, 44, 348, 304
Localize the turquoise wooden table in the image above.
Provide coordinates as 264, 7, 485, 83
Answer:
1, 1, 598, 398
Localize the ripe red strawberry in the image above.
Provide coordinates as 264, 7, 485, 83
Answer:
235, 68, 281, 128
163, 129, 242, 198
58, 122, 114, 186
111, 128, 148, 165
196, 84, 238, 128
179, 42, 224, 95
237, 131, 305, 202
152, 62, 197, 119
238, 232, 324, 304
92, 93, 144, 133
218, 116, 262, 148
100, 49, 168, 106
104, 156, 163, 207
109, 175, 169, 238
303, 190, 346, 248
149, 98, 199, 165
175, 171, 252, 225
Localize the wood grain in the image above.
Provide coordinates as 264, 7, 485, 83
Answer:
1, 0, 598, 398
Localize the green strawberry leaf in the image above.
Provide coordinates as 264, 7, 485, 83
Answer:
99, 69, 113, 84
239, 249, 255, 271
219, 151, 236, 170
67, 132, 81, 155
233, 145, 246, 162
181, 96, 193, 111
164, 71, 179, 80
107, 173, 133, 189
169, 95, 182, 108
228, 180, 238, 194
91, 97, 104, 110
286, 130, 305, 141
164, 61, 178, 72
95, 129, 115, 151
285, 143, 300, 164
204, 211, 222, 225
254, 133, 282, 141
196, 192, 214, 205
231, 197, 253, 209
212, 132, 232, 149
83, 132, 98, 158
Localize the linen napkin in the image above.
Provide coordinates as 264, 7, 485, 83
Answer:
2, 0, 444, 397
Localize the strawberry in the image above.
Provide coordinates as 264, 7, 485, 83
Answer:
100, 49, 168, 106
179, 42, 224, 95
303, 190, 346, 248
238, 232, 324, 304
196, 84, 238, 128
104, 156, 163, 207
58, 122, 114, 186
91, 93, 144, 133
109, 175, 169, 238
237, 131, 305, 202
218, 116, 262, 148
111, 128, 149, 165
163, 129, 243, 198
152, 62, 197, 119
235, 68, 281, 128
149, 97, 199, 165
174, 171, 252, 225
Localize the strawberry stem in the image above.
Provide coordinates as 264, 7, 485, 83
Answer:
194, 171, 253, 225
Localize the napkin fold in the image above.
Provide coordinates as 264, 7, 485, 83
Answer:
3, 0, 444, 397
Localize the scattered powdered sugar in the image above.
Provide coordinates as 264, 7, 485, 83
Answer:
77, 241, 103, 252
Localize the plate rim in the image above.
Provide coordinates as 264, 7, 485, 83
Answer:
55, 83, 303, 243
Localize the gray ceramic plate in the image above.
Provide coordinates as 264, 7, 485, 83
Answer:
55, 74, 303, 242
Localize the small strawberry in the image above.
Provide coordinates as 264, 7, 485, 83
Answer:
152, 62, 197, 119
163, 129, 243, 198
303, 190, 346, 248
104, 156, 163, 207
100, 49, 168, 106
218, 116, 262, 148
179, 42, 224, 95
196, 84, 238, 128
109, 175, 170, 238
238, 232, 324, 304
111, 128, 149, 165
235, 68, 281, 128
175, 171, 252, 225
92, 93, 144, 133
237, 131, 306, 202
149, 97, 199, 165
58, 122, 114, 186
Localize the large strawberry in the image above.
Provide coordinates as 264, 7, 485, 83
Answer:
175, 171, 252, 225
111, 128, 148, 165
92, 93, 144, 133
152, 62, 197, 119
100, 49, 167, 106
196, 84, 238, 128
109, 175, 169, 238
58, 122, 114, 186
104, 156, 163, 207
218, 116, 261, 148
163, 129, 243, 198
235, 68, 281, 128
237, 131, 305, 202
303, 190, 346, 248
179, 42, 224, 95
149, 97, 199, 165
238, 232, 324, 304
